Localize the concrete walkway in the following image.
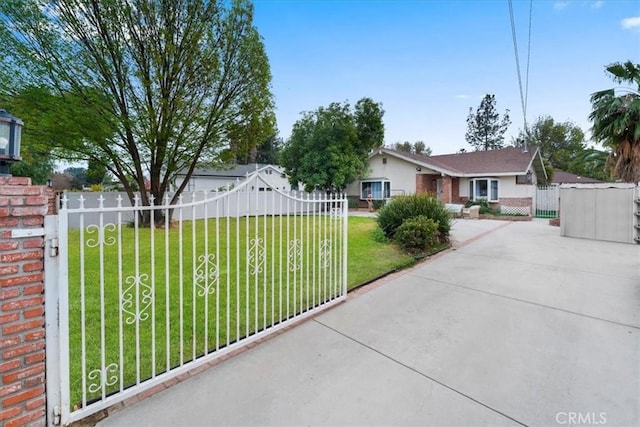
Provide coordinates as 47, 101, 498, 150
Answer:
99, 219, 640, 427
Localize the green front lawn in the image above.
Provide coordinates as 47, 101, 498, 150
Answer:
347, 216, 415, 287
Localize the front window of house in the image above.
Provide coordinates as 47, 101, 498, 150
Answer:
469, 178, 499, 202
361, 180, 391, 200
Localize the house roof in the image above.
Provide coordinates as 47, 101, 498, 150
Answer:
430, 147, 541, 175
374, 146, 546, 178
551, 170, 602, 184
180, 164, 283, 178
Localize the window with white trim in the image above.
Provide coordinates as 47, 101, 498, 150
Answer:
469, 178, 499, 202
361, 180, 391, 200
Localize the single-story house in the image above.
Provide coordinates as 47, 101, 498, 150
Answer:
345, 146, 547, 215
174, 163, 292, 193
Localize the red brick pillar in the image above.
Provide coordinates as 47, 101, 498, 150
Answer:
441, 176, 453, 203
0, 177, 55, 426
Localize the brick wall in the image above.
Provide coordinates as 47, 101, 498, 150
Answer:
499, 197, 533, 208
415, 174, 426, 193
441, 176, 452, 203
451, 177, 460, 203
0, 177, 55, 427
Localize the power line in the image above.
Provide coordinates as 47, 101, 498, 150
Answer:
508, 0, 533, 145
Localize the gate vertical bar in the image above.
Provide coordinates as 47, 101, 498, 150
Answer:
270, 188, 275, 327
133, 196, 141, 383
178, 196, 184, 366
191, 193, 197, 361
312, 193, 317, 307
203, 194, 210, 355
305, 194, 310, 313
98, 197, 107, 400
150, 197, 156, 377
57, 196, 71, 425
342, 193, 348, 296
163, 195, 171, 372
117, 196, 124, 392
78, 198, 87, 408
244, 191, 249, 337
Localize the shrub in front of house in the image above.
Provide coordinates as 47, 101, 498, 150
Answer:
372, 199, 386, 210
376, 193, 451, 240
393, 215, 440, 253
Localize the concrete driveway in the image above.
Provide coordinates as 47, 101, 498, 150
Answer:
99, 219, 640, 427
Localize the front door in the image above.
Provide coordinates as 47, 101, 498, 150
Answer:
436, 179, 443, 201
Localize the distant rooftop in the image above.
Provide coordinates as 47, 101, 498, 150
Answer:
179, 164, 281, 177
551, 170, 602, 184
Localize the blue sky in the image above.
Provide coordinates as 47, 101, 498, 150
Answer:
252, 0, 640, 155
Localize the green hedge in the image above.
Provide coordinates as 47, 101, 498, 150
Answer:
394, 215, 440, 253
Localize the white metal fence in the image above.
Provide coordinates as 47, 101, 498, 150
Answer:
46, 173, 348, 425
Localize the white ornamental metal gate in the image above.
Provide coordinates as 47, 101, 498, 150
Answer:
45, 173, 348, 425
535, 185, 560, 218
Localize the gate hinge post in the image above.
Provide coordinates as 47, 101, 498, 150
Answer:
50, 237, 59, 257
53, 405, 61, 425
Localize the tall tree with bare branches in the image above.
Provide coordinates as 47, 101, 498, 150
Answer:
0, 0, 274, 223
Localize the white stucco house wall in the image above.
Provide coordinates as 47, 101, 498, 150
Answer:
345, 146, 547, 215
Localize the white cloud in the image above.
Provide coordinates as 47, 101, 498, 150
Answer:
621, 16, 640, 30
591, 1, 604, 8
455, 94, 471, 100
554, 1, 570, 10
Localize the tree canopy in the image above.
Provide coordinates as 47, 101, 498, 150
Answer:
0, 0, 274, 221
280, 98, 385, 192
589, 61, 640, 183
514, 116, 586, 171
568, 148, 611, 181
392, 141, 432, 156
465, 94, 511, 151
254, 134, 283, 165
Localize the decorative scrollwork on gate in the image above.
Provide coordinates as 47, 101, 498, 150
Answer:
288, 239, 302, 272
85, 223, 117, 248
319, 239, 332, 268
330, 207, 342, 220
121, 273, 153, 324
248, 238, 266, 275
87, 363, 119, 394
195, 254, 218, 296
